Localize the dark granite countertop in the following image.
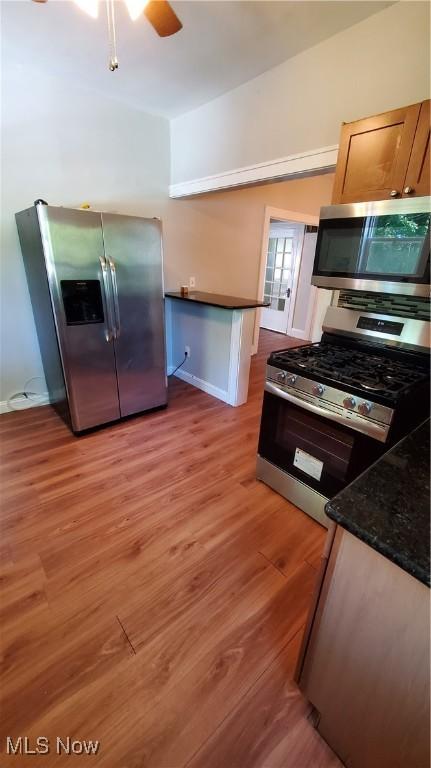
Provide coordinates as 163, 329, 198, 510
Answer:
165, 291, 269, 310
325, 419, 430, 587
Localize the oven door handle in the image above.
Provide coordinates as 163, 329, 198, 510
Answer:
264, 382, 388, 443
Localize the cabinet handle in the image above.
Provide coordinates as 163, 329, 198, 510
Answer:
389, 190, 399, 197
404, 186, 415, 194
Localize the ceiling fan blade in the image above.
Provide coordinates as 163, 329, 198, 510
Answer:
144, 0, 182, 37
32, 0, 48, 3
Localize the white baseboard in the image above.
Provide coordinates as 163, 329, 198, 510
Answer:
0, 394, 51, 414
169, 144, 338, 198
169, 367, 230, 405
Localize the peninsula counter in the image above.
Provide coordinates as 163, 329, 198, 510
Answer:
165, 292, 268, 407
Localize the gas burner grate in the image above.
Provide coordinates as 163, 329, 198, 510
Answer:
270, 343, 429, 398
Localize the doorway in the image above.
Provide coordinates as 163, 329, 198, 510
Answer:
253, 206, 325, 354
260, 220, 305, 333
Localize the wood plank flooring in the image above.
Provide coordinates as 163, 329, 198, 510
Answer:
0, 330, 342, 767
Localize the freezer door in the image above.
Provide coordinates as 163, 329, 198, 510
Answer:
38, 206, 121, 431
101, 214, 167, 417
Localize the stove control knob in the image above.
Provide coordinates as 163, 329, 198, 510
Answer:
343, 396, 356, 410
277, 371, 287, 383
312, 384, 325, 396
286, 375, 297, 386
358, 401, 372, 416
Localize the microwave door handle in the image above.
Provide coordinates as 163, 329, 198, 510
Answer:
99, 256, 114, 342
264, 382, 388, 443
108, 258, 121, 338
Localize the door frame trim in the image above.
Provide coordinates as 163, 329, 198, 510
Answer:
253, 206, 319, 353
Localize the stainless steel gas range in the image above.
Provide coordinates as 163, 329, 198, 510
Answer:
257, 296, 430, 527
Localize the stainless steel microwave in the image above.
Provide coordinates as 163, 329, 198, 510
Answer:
312, 197, 430, 296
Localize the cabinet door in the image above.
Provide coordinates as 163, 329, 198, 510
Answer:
332, 103, 421, 204
403, 99, 430, 197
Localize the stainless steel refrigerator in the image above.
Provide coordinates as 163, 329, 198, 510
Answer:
16, 205, 167, 433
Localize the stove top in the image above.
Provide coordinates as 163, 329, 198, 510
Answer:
269, 339, 429, 403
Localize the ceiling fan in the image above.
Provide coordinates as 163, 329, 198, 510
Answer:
31, 0, 183, 71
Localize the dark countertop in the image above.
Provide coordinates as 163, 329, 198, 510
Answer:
325, 419, 430, 587
165, 291, 269, 310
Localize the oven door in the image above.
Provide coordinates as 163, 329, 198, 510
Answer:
312, 197, 430, 296
258, 388, 383, 499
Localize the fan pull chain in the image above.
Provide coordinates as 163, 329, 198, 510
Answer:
106, 0, 119, 71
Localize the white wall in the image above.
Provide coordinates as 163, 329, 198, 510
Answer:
166, 298, 233, 392
1, 64, 170, 403
171, 1, 430, 184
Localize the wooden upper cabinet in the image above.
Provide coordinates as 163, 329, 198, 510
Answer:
403, 100, 430, 197
332, 102, 423, 204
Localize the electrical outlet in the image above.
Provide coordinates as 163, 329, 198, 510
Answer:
185, 346, 191, 358
189, 276, 196, 289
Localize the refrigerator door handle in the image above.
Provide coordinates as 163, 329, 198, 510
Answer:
108, 258, 121, 338
99, 256, 114, 341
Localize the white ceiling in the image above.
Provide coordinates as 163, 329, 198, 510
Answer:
2, 0, 394, 118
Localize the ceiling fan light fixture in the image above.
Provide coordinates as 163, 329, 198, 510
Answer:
72, 0, 99, 19
124, 0, 149, 22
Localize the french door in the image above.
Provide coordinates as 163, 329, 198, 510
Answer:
260, 226, 304, 333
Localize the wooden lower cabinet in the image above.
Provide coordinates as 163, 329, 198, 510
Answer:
299, 527, 430, 768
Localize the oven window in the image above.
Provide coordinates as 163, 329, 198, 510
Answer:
314, 212, 430, 283
258, 392, 383, 499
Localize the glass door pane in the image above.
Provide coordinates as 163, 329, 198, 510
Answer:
263, 237, 294, 311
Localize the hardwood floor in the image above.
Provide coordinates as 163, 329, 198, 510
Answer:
0, 329, 341, 767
